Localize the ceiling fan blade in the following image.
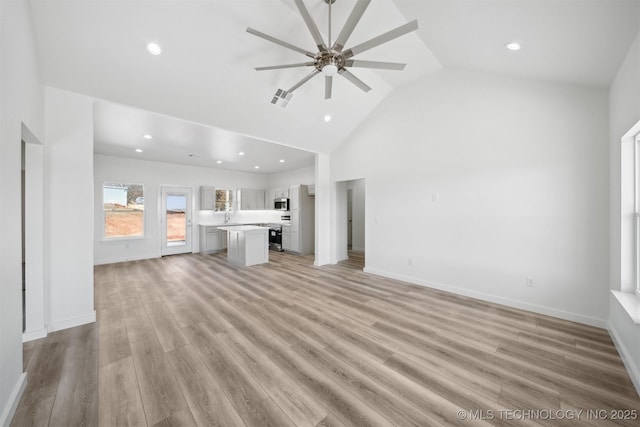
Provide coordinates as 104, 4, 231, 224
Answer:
255, 62, 314, 71
247, 27, 315, 58
343, 19, 418, 59
293, 0, 328, 52
344, 59, 406, 71
338, 69, 371, 93
288, 69, 321, 93
332, 0, 371, 52
325, 76, 333, 100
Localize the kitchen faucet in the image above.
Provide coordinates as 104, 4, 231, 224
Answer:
224, 210, 231, 224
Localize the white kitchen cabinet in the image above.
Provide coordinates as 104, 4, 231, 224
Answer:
265, 188, 290, 210
266, 189, 276, 209
200, 186, 215, 210
285, 185, 314, 255
218, 225, 269, 267
290, 211, 300, 232
275, 188, 289, 198
282, 226, 291, 250
289, 185, 300, 211
239, 188, 266, 210
290, 230, 300, 252
199, 225, 227, 253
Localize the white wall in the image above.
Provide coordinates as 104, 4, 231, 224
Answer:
608, 28, 640, 394
267, 164, 315, 188
45, 87, 96, 332
0, 0, 44, 424
94, 154, 280, 264
332, 68, 609, 327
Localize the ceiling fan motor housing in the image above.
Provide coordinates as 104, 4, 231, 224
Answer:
248, 0, 417, 102
315, 52, 344, 76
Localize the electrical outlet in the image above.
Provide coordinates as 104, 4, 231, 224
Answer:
526, 277, 534, 287
408, 258, 414, 266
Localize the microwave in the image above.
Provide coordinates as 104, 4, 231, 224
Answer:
274, 198, 289, 211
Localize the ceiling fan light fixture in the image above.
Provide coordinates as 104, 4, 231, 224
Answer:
322, 63, 338, 77
248, 0, 417, 102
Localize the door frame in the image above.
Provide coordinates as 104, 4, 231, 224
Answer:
160, 186, 193, 256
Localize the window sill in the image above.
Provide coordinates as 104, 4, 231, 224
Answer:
611, 290, 640, 324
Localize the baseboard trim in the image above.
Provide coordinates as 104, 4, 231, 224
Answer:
22, 328, 47, 343
48, 311, 96, 332
608, 322, 640, 396
0, 372, 26, 427
94, 253, 158, 266
363, 267, 607, 328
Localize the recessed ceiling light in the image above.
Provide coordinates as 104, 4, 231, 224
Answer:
238, 152, 245, 156
324, 114, 332, 122
254, 165, 260, 169
147, 42, 162, 55
506, 42, 521, 51
135, 148, 143, 153
217, 160, 223, 164
279, 159, 285, 163
143, 134, 153, 139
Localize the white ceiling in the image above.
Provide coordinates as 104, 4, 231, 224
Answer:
93, 101, 316, 174
397, 0, 639, 88
29, 0, 639, 169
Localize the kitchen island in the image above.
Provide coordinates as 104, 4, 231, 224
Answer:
216, 225, 269, 267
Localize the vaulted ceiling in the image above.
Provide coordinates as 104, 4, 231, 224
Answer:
29, 0, 639, 169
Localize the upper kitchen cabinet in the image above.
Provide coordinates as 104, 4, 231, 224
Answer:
200, 186, 215, 210
289, 185, 300, 211
275, 188, 289, 199
238, 188, 266, 210
266, 188, 290, 209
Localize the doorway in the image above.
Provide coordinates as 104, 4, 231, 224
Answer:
160, 186, 193, 256
22, 123, 46, 342
336, 178, 365, 268
347, 189, 353, 250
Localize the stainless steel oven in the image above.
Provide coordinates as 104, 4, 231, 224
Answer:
274, 198, 289, 211
268, 225, 283, 251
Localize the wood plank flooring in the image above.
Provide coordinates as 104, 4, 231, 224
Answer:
11, 251, 640, 426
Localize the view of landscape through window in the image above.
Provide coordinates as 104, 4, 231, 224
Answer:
166, 194, 186, 243
103, 183, 144, 238
215, 189, 233, 212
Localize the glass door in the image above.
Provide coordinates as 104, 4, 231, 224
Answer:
161, 186, 192, 256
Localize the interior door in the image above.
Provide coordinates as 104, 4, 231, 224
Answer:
161, 186, 192, 256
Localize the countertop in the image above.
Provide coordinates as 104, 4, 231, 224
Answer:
216, 225, 269, 232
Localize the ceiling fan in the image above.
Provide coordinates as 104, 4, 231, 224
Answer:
247, 0, 418, 106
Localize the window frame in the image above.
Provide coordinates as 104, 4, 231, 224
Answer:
635, 136, 640, 295
102, 182, 146, 241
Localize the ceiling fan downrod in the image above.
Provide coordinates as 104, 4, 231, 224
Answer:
247, 0, 417, 104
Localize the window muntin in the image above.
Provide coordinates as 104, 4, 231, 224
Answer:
103, 183, 144, 239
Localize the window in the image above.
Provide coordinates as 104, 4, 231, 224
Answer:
215, 189, 234, 212
103, 182, 144, 239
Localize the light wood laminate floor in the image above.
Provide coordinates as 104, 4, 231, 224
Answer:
12, 251, 640, 426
